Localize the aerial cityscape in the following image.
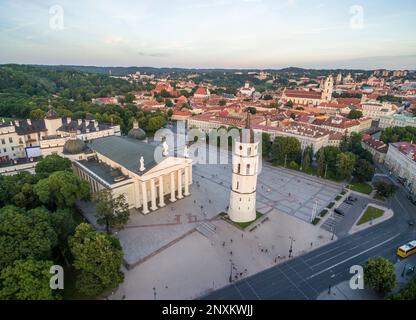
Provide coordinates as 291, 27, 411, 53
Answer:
0, 0, 416, 308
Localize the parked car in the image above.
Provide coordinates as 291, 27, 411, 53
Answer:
348, 196, 358, 202
344, 200, 353, 205
334, 209, 345, 216
408, 195, 416, 206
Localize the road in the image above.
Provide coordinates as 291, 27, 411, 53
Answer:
203, 166, 416, 300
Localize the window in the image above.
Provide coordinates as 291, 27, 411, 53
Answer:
1, 139, 5, 145
9, 137, 13, 143
247, 164, 251, 174
236, 182, 239, 190
237, 164, 241, 173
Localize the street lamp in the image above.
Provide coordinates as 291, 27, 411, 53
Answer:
401, 263, 408, 278
328, 270, 335, 295
229, 260, 233, 283
331, 227, 335, 241
289, 237, 295, 258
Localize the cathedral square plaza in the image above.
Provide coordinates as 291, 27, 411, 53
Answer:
78, 143, 344, 300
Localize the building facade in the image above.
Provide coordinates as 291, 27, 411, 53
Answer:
385, 142, 416, 195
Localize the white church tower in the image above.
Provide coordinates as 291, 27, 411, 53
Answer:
228, 113, 259, 223
321, 75, 334, 102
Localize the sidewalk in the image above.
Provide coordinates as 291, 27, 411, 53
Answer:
317, 255, 416, 300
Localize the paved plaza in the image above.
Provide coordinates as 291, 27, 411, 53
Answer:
102, 157, 346, 299
110, 208, 334, 300
112, 159, 343, 267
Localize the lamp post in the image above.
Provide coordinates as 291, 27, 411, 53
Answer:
229, 260, 233, 283
153, 287, 157, 300
289, 237, 295, 258
328, 270, 335, 295
331, 227, 335, 241
401, 263, 408, 278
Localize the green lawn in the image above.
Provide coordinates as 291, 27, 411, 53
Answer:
319, 209, 329, 218
349, 182, 373, 195
327, 202, 335, 209
312, 218, 321, 225
220, 211, 264, 230
357, 206, 385, 226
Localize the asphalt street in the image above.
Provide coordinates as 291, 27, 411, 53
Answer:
203, 166, 416, 300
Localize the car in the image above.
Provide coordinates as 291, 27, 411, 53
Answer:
344, 200, 353, 205
334, 209, 345, 216
348, 196, 358, 202
408, 195, 416, 206
408, 220, 415, 227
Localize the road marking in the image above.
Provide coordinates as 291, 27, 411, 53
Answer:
310, 251, 348, 269
277, 266, 310, 300
306, 233, 401, 280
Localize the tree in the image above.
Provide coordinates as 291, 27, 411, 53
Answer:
165, 99, 174, 108
35, 155, 72, 179
261, 133, 271, 158
29, 109, 46, 120
247, 107, 257, 115
347, 109, 363, 119
0, 259, 57, 300
94, 189, 130, 234
34, 171, 90, 210
146, 115, 167, 132
374, 181, 397, 198
317, 149, 326, 177
390, 276, 416, 300
271, 136, 301, 166
284, 100, 293, 108
353, 159, 375, 182
219, 100, 227, 106
0, 206, 57, 269
124, 94, 135, 104
69, 223, 124, 297
364, 257, 397, 296
302, 146, 313, 172
336, 152, 356, 180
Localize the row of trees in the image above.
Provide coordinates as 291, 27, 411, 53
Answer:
380, 126, 416, 144
0, 155, 125, 299
263, 132, 375, 182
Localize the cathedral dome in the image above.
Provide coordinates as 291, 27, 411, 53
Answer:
63, 138, 87, 155
128, 120, 146, 140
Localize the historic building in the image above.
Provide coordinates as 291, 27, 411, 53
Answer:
228, 114, 259, 223
0, 105, 121, 164
385, 142, 416, 195
281, 75, 334, 106
71, 134, 193, 214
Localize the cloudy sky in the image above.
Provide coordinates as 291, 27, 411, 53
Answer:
0, 0, 415, 69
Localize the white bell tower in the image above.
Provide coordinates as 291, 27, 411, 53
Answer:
228, 113, 259, 223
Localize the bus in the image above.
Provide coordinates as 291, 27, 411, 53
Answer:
397, 241, 416, 259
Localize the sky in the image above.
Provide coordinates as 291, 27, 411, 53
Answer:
0, 0, 416, 69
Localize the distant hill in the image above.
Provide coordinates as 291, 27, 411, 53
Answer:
10, 64, 375, 77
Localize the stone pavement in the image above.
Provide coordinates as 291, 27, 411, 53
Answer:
109, 208, 334, 300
